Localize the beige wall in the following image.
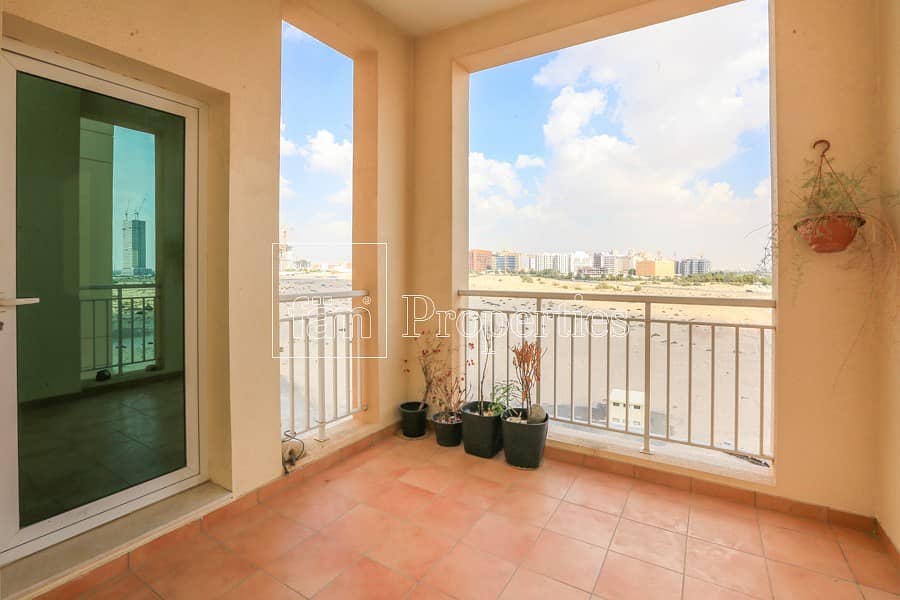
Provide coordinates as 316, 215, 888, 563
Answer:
2, 0, 413, 497
876, 0, 900, 548
2, 0, 284, 495
410, 0, 892, 518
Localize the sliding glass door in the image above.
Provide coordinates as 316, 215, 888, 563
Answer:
0, 43, 202, 559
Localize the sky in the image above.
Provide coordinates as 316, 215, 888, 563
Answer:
280, 0, 771, 271
280, 23, 354, 264
469, 0, 771, 271
112, 126, 157, 271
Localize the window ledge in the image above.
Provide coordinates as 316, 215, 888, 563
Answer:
547, 421, 775, 489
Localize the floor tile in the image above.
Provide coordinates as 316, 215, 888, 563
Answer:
409, 495, 484, 540
844, 545, 900, 594
834, 526, 889, 555
564, 472, 631, 515
689, 505, 763, 555
319, 504, 399, 554
861, 585, 900, 599
263, 534, 360, 598
514, 467, 576, 499
399, 464, 466, 494
685, 537, 771, 599
205, 504, 312, 566
129, 523, 220, 584
593, 551, 683, 600
262, 481, 358, 530
691, 494, 758, 521
315, 557, 415, 600
367, 481, 436, 517
406, 583, 455, 599
499, 568, 590, 600
609, 519, 686, 572
521, 529, 605, 591
421, 543, 516, 600
36, 556, 129, 600
761, 524, 853, 579
767, 560, 862, 600
81, 573, 159, 600
623, 484, 690, 534
757, 509, 833, 539
462, 511, 541, 562
217, 571, 303, 600
488, 486, 561, 527
142, 544, 257, 599
368, 521, 454, 578
682, 575, 758, 599
323, 468, 394, 503
440, 475, 507, 510
545, 501, 619, 548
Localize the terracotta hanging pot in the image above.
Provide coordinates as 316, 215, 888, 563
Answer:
793, 211, 866, 253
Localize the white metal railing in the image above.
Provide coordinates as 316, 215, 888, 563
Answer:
80, 283, 159, 375
278, 289, 368, 441
459, 289, 776, 462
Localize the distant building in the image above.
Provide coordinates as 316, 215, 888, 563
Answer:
678, 257, 712, 276
121, 216, 148, 276
608, 389, 645, 431
636, 258, 676, 277
493, 250, 520, 272
469, 249, 494, 272
592, 251, 635, 275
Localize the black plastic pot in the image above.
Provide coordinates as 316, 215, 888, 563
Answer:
501, 408, 549, 469
400, 402, 428, 438
432, 412, 463, 447
461, 401, 503, 458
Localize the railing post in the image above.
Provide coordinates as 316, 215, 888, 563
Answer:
641, 301, 652, 455
315, 299, 328, 442
116, 288, 124, 376
535, 298, 543, 407
288, 318, 295, 436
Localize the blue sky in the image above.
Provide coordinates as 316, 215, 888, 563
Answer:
112, 126, 156, 271
281, 0, 771, 270
280, 23, 354, 264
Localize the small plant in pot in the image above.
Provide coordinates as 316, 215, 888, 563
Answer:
430, 370, 466, 447
501, 340, 549, 469
792, 139, 870, 253
461, 341, 509, 458
400, 330, 445, 438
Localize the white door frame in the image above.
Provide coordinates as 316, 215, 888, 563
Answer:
0, 39, 208, 564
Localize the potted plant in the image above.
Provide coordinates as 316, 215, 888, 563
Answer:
792, 139, 869, 253
501, 340, 549, 469
400, 330, 445, 438
461, 340, 509, 458
430, 370, 466, 446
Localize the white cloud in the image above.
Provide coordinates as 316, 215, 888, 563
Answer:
471, 0, 771, 269
515, 154, 546, 169
280, 175, 297, 201
301, 129, 353, 204
280, 120, 302, 157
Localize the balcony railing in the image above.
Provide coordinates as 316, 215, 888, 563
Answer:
459, 289, 776, 462
278, 290, 368, 441
80, 283, 160, 376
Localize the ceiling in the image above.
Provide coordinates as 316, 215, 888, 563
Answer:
358, 0, 534, 36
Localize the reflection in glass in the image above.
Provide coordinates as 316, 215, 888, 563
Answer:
16, 73, 186, 527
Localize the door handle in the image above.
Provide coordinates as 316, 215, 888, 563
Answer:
0, 298, 40, 311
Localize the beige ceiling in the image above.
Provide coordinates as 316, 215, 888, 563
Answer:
359, 0, 534, 36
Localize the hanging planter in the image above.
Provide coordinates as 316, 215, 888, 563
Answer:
793, 212, 866, 253
793, 140, 867, 253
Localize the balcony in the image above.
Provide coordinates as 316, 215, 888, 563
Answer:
38, 434, 900, 599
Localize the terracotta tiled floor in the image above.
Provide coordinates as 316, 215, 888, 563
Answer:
45, 434, 900, 599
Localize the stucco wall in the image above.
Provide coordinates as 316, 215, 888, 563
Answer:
876, 0, 900, 549
2, 0, 413, 497
410, 0, 888, 517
